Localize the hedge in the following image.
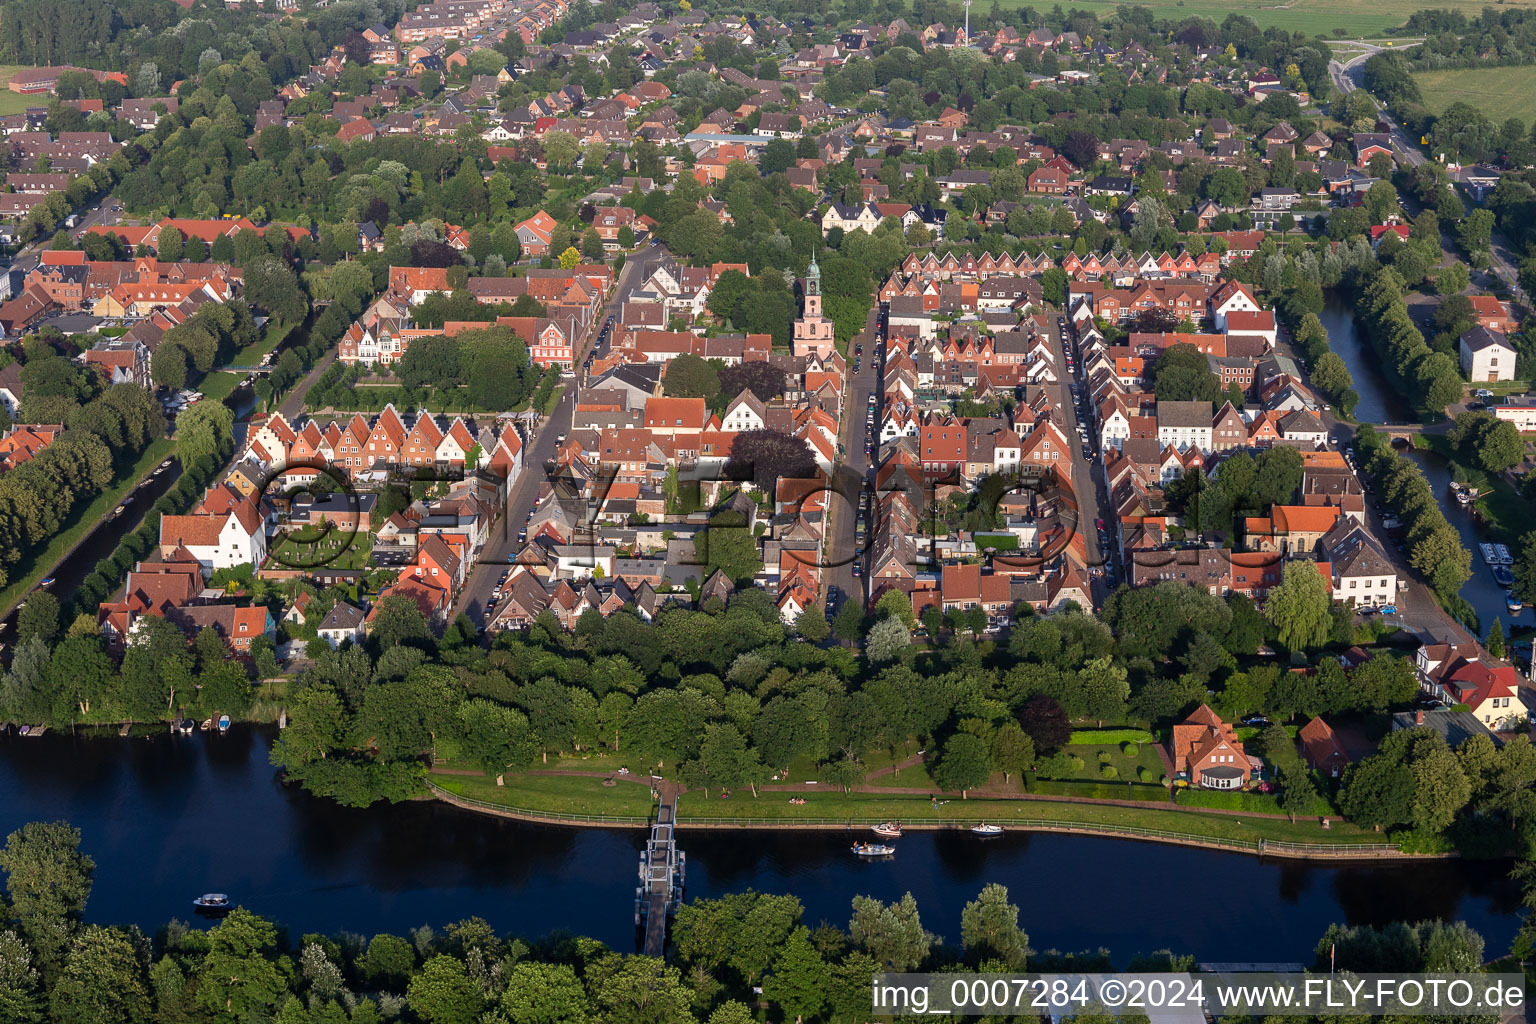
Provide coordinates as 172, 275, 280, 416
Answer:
1069, 728, 1156, 745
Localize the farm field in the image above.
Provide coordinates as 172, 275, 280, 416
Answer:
990, 0, 1536, 37
1411, 65, 1536, 125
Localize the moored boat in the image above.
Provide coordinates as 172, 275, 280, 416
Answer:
1481, 543, 1501, 565
971, 823, 1004, 836
851, 842, 895, 857
1495, 544, 1514, 564
1493, 566, 1516, 587
217, 715, 231, 734
1508, 592, 1525, 614
871, 821, 902, 839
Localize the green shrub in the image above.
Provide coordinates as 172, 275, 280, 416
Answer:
1097, 751, 1113, 765
1100, 764, 1117, 780
1137, 766, 1154, 782
1121, 741, 1139, 756
1070, 755, 1085, 771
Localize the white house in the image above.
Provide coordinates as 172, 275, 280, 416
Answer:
1210, 280, 1260, 331
1459, 326, 1517, 382
720, 390, 768, 433
1324, 521, 1396, 608
820, 202, 880, 235
1155, 400, 1213, 452
158, 502, 267, 575
317, 601, 366, 648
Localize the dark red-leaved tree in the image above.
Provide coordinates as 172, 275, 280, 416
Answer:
719, 361, 787, 402
1132, 308, 1180, 333
725, 429, 815, 489
411, 240, 464, 268
1062, 130, 1100, 169
1017, 695, 1071, 755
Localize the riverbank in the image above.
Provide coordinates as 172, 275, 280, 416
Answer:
0, 438, 176, 618
425, 770, 1428, 861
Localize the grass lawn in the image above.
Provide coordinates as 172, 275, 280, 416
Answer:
1175, 785, 1336, 817
867, 763, 942, 789
985, 0, 1495, 36
675, 785, 1386, 847
0, 438, 176, 616
1411, 65, 1536, 125
232, 321, 293, 366
0, 68, 43, 115
199, 372, 245, 403
428, 759, 1395, 851
432, 771, 657, 819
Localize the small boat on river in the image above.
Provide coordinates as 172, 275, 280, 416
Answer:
193, 894, 231, 915
217, 715, 231, 734
1492, 566, 1516, 588
871, 822, 902, 839
971, 823, 1004, 837
1508, 592, 1525, 614
852, 842, 894, 857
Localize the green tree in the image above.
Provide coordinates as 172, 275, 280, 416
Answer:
1487, 618, 1506, 659
663, 353, 719, 398
0, 822, 94, 972
15, 591, 59, 648
934, 732, 992, 797
1149, 343, 1221, 402
48, 926, 149, 1024
243, 256, 306, 323
1264, 561, 1332, 651
989, 723, 1035, 783
362, 933, 416, 988
1078, 655, 1130, 726
408, 955, 484, 1024
761, 926, 829, 1022
500, 961, 588, 1024
849, 893, 932, 971
959, 883, 1031, 968
585, 954, 696, 1024
0, 930, 44, 1024
863, 615, 910, 664
175, 400, 235, 468
196, 909, 287, 1020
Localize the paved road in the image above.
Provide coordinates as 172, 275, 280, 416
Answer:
1330, 52, 1528, 309
823, 305, 880, 611
280, 351, 337, 421
453, 244, 672, 626
1040, 315, 1111, 583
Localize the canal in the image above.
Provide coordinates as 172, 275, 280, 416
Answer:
0, 377, 261, 655
1318, 296, 1521, 636
0, 727, 1521, 963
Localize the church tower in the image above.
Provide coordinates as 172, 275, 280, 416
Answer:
791, 252, 834, 359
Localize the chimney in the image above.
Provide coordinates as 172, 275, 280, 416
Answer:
1415, 710, 1425, 725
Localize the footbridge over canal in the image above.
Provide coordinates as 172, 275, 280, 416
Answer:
636, 793, 685, 957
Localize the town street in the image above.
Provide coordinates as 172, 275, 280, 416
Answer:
823, 305, 881, 612
452, 243, 673, 625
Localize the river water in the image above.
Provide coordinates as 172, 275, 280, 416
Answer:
0, 728, 1520, 963
1317, 297, 1521, 636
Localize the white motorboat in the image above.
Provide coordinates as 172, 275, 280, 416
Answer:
852, 842, 894, 857
871, 822, 903, 839
971, 823, 1004, 837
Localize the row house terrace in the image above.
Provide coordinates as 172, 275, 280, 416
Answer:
245, 407, 524, 483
